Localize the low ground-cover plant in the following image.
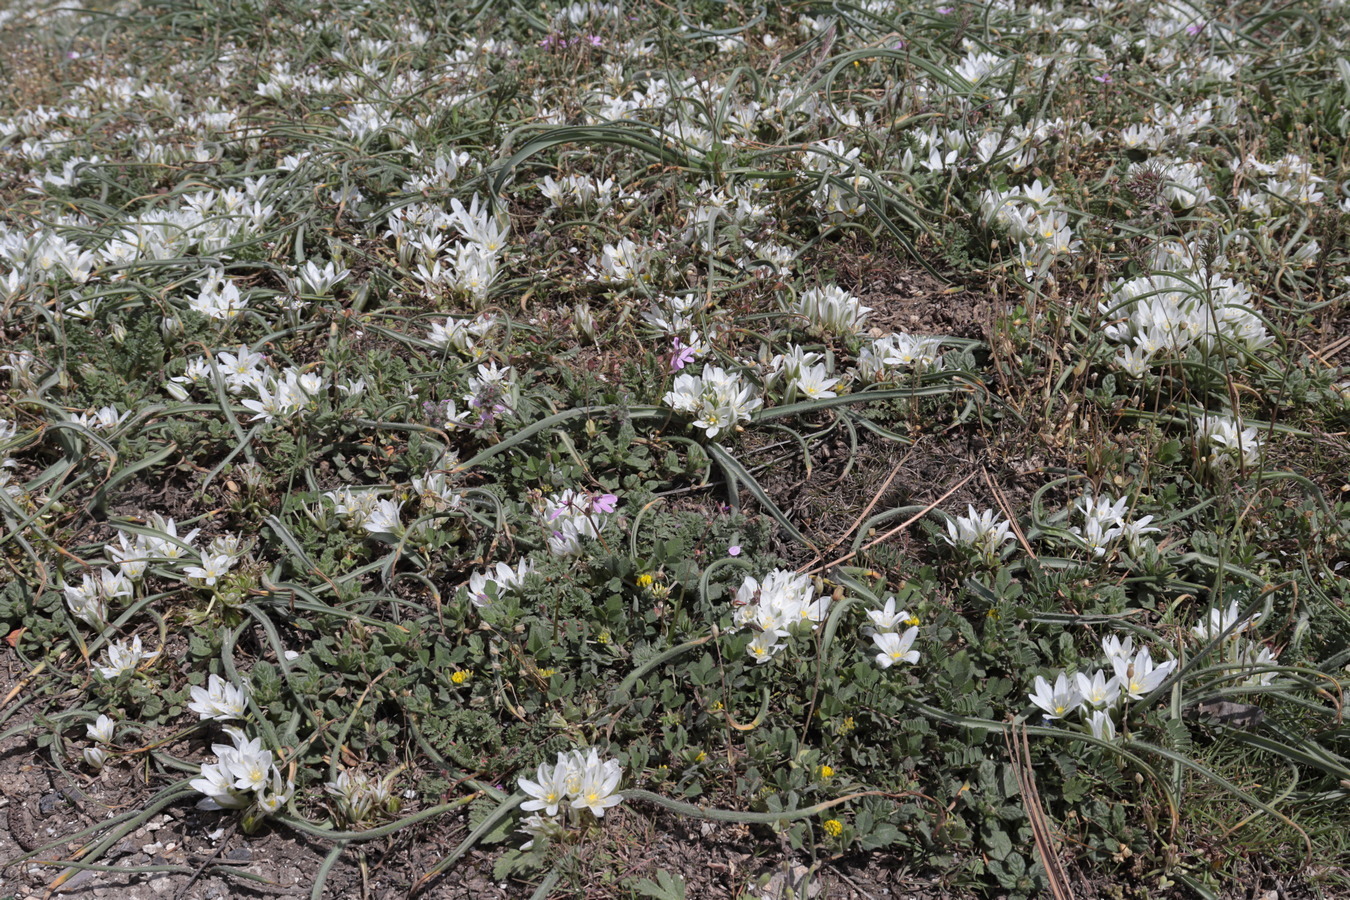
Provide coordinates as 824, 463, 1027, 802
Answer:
1, 0, 1349, 897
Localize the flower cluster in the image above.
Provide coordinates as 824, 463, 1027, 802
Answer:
1028, 635, 1178, 739
980, 179, 1078, 280
401, 194, 509, 304
539, 489, 617, 556
864, 597, 921, 669
1067, 492, 1159, 559
188, 673, 249, 721
663, 365, 763, 439
64, 518, 250, 634
190, 726, 295, 820
942, 505, 1015, 567
1102, 272, 1271, 377
97, 636, 160, 680
1194, 414, 1262, 470
426, 313, 496, 360
170, 344, 328, 423
83, 714, 116, 770
763, 344, 841, 402
801, 139, 870, 221
518, 748, 624, 846
588, 237, 656, 284
325, 769, 399, 827
731, 569, 829, 664
1192, 600, 1278, 688
856, 332, 944, 382
795, 284, 871, 336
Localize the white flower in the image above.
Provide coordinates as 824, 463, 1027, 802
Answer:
1192, 600, 1258, 642
191, 759, 250, 811
661, 365, 762, 439
144, 515, 200, 560
1112, 648, 1177, 700
1087, 709, 1116, 741
188, 673, 249, 721
361, 499, 403, 536
109, 532, 151, 580
325, 769, 395, 824
1195, 414, 1261, 469
943, 505, 1015, 565
1234, 641, 1279, 687
857, 333, 944, 381
1029, 672, 1083, 721
873, 627, 920, 668
866, 597, 914, 632
467, 559, 532, 608
1074, 669, 1121, 709
746, 630, 783, 664
255, 767, 295, 815
520, 755, 573, 817
794, 363, 840, 400
191, 728, 282, 811
223, 734, 273, 794
1101, 634, 1135, 669
97, 636, 159, 679
293, 259, 349, 295
569, 749, 624, 817
732, 570, 829, 640
87, 714, 116, 744
184, 552, 236, 586
796, 285, 870, 335
64, 573, 108, 627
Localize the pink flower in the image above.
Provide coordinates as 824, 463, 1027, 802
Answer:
728, 545, 741, 557
1186, 21, 1206, 35
592, 493, 618, 513
670, 339, 696, 372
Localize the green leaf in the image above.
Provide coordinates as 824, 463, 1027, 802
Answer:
633, 871, 687, 900
983, 824, 1013, 861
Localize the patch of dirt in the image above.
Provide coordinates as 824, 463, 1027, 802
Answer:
817, 240, 994, 341
744, 414, 1071, 577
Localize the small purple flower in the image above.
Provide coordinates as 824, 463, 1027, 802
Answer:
937, 6, 954, 14
728, 545, 742, 557
592, 493, 618, 513
586, 34, 602, 47
671, 339, 696, 372
1094, 74, 1112, 83
1186, 21, 1206, 35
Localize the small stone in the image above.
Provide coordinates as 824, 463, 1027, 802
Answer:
226, 847, 252, 862
38, 792, 68, 816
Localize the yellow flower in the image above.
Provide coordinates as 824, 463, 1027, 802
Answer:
818, 765, 834, 779
837, 716, 855, 735
904, 613, 920, 626
596, 628, 611, 645
450, 670, 471, 685
636, 573, 654, 589
823, 819, 843, 837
